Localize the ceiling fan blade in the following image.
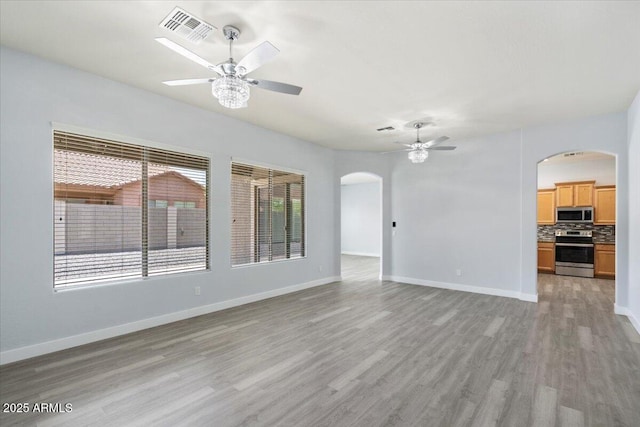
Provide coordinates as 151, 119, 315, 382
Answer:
247, 78, 302, 95
393, 141, 413, 147
155, 37, 222, 74
162, 78, 215, 86
236, 41, 280, 75
423, 136, 450, 148
428, 146, 457, 151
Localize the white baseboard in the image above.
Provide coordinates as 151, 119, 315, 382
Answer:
386, 275, 538, 303
614, 303, 627, 316
0, 276, 341, 366
341, 251, 380, 257
630, 312, 640, 336
614, 304, 640, 336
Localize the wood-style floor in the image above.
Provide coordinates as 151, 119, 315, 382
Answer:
1, 255, 639, 426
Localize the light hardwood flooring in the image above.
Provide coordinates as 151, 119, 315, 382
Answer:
1, 256, 639, 426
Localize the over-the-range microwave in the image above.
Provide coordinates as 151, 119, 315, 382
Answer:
556, 207, 593, 223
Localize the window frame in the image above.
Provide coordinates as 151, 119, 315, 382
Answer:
230, 159, 307, 268
52, 124, 211, 290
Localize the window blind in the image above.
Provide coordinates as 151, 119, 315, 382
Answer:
54, 131, 209, 287
231, 162, 305, 266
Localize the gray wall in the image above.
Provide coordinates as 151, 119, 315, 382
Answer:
65, 205, 142, 253
390, 130, 524, 294
341, 181, 381, 256
176, 208, 206, 248
57, 205, 205, 253
0, 47, 337, 357
150, 207, 168, 250
628, 91, 640, 328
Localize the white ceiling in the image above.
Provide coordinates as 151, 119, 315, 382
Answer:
1, 1, 639, 151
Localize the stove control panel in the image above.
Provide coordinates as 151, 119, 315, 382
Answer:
555, 230, 592, 237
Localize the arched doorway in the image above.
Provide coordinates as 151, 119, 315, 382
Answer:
340, 172, 383, 281
536, 151, 617, 306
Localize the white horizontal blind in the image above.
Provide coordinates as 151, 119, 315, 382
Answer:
231, 162, 305, 266
146, 147, 209, 276
54, 131, 209, 287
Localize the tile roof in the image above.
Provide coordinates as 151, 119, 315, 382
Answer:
54, 150, 170, 187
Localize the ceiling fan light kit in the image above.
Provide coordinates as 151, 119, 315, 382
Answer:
383, 121, 456, 163
212, 75, 250, 109
408, 149, 428, 164
211, 26, 249, 109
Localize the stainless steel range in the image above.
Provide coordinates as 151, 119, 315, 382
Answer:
555, 230, 594, 278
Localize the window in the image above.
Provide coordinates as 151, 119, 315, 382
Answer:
231, 162, 305, 266
54, 130, 209, 288
174, 201, 196, 209
149, 200, 168, 208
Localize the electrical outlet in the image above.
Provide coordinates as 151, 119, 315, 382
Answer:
318, 265, 323, 272
195, 286, 201, 296
456, 269, 462, 276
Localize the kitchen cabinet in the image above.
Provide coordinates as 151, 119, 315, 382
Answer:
595, 244, 615, 279
537, 242, 555, 273
555, 181, 594, 207
594, 186, 616, 225
537, 189, 556, 224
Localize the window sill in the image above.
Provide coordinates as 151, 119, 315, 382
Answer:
53, 268, 211, 293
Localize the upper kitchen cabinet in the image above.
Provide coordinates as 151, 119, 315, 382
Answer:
556, 184, 574, 207
594, 185, 616, 225
555, 181, 594, 207
537, 189, 556, 224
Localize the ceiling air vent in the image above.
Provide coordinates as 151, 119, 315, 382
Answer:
376, 126, 395, 131
159, 7, 216, 45
563, 152, 584, 157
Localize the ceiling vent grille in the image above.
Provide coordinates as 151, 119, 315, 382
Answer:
563, 152, 584, 157
376, 126, 395, 131
159, 7, 215, 44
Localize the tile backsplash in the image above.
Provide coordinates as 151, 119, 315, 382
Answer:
537, 223, 615, 243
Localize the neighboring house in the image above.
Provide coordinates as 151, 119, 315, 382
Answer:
118, 171, 206, 208
54, 150, 205, 208
54, 150, 206, 255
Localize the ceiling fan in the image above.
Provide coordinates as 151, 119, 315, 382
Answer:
156, 25, 302, 109
383, 122, 456, 163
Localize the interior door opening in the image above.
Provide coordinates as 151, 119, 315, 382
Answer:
340, 172, 382, 281
536, 151, 617, 307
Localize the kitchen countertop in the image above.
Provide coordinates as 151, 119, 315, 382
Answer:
538, 239, 616, 244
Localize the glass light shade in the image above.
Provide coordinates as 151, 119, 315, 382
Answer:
408, 149, 428, 163
212, 76, 250, 109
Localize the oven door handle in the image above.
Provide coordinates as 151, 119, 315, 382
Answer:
555, 243, 594, 248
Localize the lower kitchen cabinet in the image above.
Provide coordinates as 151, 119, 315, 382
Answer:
537, 242, 555, 273
595, 244, 615, 279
